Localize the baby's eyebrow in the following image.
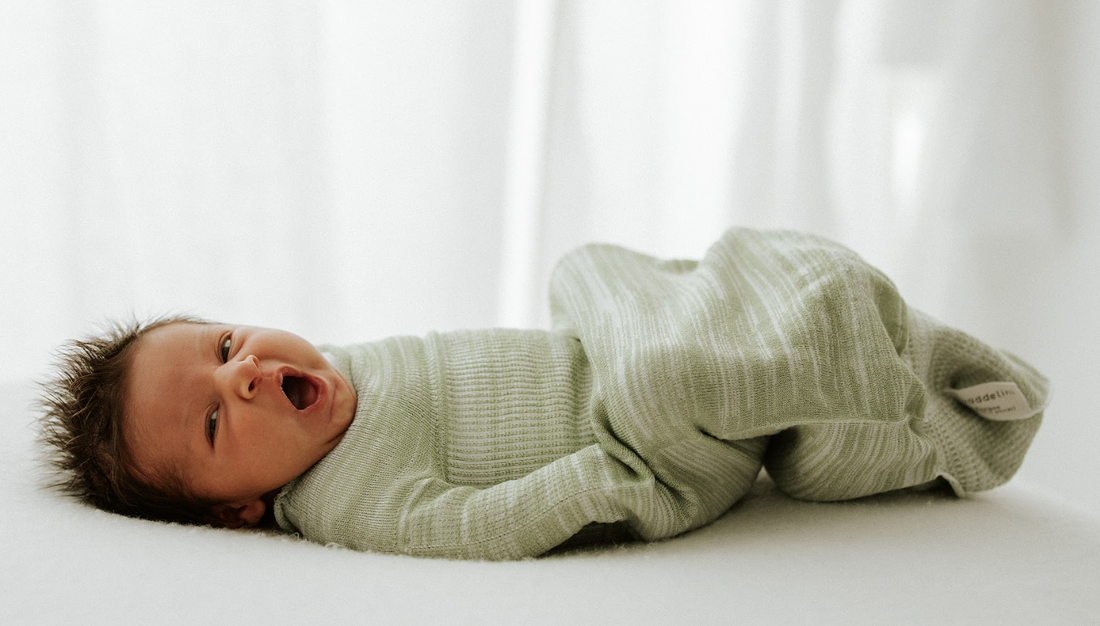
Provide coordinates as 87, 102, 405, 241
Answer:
199, 325, 222, 361
191, 326, 222, 450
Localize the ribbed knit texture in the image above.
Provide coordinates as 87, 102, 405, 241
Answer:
274, 228, 1049, 560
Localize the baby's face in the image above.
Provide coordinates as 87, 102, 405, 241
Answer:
124, 322, 357, 524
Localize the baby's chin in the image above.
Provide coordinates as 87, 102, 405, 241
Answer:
327, 368, 359, 435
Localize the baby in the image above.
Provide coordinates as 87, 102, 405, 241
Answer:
39, 228, 1050, 560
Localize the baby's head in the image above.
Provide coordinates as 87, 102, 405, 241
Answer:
38, 317, 357, 528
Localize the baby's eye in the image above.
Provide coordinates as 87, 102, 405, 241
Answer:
207, 408, 218, 443
220, 336, 232, 363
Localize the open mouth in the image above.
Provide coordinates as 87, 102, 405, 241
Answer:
281, 375, 320, 411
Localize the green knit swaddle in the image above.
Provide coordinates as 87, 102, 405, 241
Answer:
274, 228, 1048, 560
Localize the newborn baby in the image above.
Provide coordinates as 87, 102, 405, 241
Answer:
39, 228, 1049, 560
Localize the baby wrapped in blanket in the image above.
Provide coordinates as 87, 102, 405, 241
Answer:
271, 228, 1048, 559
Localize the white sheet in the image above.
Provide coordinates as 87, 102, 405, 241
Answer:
3, 379, 1097, 625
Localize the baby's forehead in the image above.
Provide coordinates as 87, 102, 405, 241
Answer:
126, 323, 220, 425
137, 322, 221, 361
123, 325, 215, 472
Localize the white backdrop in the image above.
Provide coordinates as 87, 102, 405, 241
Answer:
2, 0, 1098, 512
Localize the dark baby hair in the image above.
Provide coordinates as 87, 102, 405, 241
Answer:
37, 315, 219, 525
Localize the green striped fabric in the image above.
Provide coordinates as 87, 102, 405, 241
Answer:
274, 228, 1048, 560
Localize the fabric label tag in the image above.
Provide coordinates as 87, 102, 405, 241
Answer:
947, 381, 1036, 421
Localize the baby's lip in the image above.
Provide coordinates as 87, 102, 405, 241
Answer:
276, 367, 326, 412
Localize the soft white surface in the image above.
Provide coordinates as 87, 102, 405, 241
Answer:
4, 380, 1098, 626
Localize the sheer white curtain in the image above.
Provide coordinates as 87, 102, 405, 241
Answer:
529, 0, 1066, 330
2, 0, 519, 367
3, 1, 1097, 509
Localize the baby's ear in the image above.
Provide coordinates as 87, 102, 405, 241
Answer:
212, 498, 266, 529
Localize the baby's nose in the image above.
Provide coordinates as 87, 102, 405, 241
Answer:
231, 355, 263, 398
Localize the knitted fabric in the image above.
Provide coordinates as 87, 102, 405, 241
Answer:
273, 228, 1048, 560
